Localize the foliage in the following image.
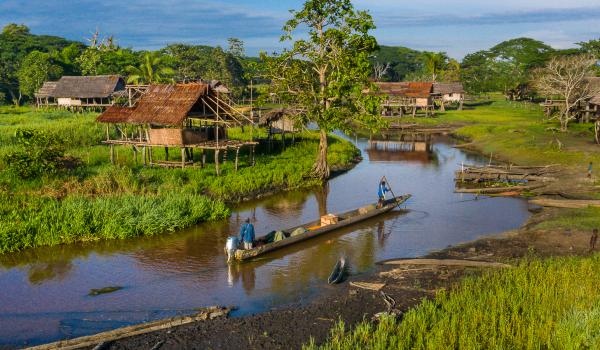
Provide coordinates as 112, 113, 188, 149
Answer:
0, 23, 79, 104
263, 0, 382, 178
126, 51, 174, 84
17, 51, 63, 97
306, 255, 600, 350
2, 128, 72, 178
461, 38, 556, 95
77, 46, 140, 76
370, 45, 423, 81
227, 37, 245, 58
0, 192, 229, 254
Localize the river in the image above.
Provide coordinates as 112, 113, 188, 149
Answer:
0, 132, 530, 347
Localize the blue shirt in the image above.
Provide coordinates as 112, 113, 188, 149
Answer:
240, 223, 255, 243
378, 183, 389, 198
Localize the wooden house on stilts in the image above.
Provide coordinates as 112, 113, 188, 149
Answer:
373, 82, 435, 117
96, 82, 256, 174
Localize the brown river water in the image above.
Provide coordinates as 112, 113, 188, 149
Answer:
0, 133, 530, 347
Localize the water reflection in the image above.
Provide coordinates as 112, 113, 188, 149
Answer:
0, 132, 531, 347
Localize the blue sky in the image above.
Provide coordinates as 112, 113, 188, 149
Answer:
1, 0, 599, 58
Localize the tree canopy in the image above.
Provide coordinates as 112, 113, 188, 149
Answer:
263, 0, 382, 179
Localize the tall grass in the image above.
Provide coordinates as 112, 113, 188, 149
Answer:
306, 255, 600, 350
0, 192, 229, 254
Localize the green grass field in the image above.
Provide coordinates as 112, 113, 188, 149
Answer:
306, 255, 600, 350
0, 106, 359, 253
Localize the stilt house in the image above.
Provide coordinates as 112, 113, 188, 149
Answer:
96, 82, 256, 173
34, 81, 58, 107
49, 75, 125, 108
432, 82, 465, 110
374, 82, 435, 117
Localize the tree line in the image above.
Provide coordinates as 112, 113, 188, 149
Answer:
0, 24, 251, 105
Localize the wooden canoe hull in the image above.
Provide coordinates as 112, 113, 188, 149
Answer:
234, 195, 411, 261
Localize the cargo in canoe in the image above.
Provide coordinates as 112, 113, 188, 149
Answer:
231, 195, 411, 262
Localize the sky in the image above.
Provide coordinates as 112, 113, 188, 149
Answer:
1, 0, 599, 58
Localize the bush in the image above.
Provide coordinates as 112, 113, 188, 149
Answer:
2, 128, 78, 178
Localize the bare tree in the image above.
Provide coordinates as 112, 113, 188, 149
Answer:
533, 54, 600, 131
373, 62, 390, 81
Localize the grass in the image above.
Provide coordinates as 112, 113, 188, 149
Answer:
406, 98, 600, 169
536, 207, 600, 232
0, 106, 359, 253
306, 255, 600, 350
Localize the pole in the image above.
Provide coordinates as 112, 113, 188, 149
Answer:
381, 176, 397, 199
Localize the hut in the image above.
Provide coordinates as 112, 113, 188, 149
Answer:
259, 108, 302, 146
373, 82, 435, 117
34, 81, 58, 107
432, 82, 465, 110
51, 75, 125, 109
96, 82, 256, 174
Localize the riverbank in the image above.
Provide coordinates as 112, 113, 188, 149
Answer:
0, 106, 360, 254
92, 98, 600, 349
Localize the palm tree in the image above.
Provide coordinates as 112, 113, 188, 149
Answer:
126, 52, 175, 84
422, 52, 447, 82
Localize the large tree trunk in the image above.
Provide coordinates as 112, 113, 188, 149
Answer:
313, 129, 330, 179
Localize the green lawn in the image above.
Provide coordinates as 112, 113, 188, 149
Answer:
307, 255, 600, 350
0, 106, 359, 253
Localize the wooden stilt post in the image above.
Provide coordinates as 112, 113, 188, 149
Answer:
149, 147, 153, 166
143, 146, 147, 166
181, 147, 186, 169
188, 148, 193, 165
251, 145, 255, 166
133, 145, 138, 165
235, 147, 240, 172
223, 149, 228, 164
110, 144, 115, 164
215, 149, 221, 176
165, 147, 169, 161
202, 150, 206, 168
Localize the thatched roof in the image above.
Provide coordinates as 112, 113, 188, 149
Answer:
433, 82, 464, 95
586, 77, 600, 105
259, 108, 300, 126
35, 81, 57, 98
96, 106, 135, 123
374, 82, 433, 98
52, 75, 125, 99
126, 83, 209, 126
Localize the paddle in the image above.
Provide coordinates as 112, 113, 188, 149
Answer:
381, 175, 397, 200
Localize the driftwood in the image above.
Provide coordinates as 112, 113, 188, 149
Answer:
455, 183, 546, 194
26, 306, 231, 350
529, 199, 600, 209
380, 259, 511, 269
349, 281, 386, 291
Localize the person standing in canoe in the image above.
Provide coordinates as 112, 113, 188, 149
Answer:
378, 180, 389, 208
239, 218, 255, 250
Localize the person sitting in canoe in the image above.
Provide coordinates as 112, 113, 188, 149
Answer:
239, 218, 256, 250
377, 180, 389, 208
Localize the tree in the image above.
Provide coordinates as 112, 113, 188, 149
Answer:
263, 0, 382, 179
2, 23, 30, 36
578, 38, 600, 59
126, 52, 174, 84
227, 38, 245, 58
532, 54, 600, 131
422, 51, 447, 82
17, 51, 63, 98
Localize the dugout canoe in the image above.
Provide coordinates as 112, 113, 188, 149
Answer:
233, 195, 411, 261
